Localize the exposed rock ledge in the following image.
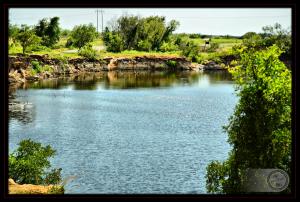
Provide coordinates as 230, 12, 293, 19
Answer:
8, 54, 226, 84
9, 178, 63, 194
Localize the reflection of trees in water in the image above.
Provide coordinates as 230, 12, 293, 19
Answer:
103, 71, 201, 89
8, 93, 35, 124
19, 71, 233, 90
72, 74, 99, 90
203, 71, 233, 84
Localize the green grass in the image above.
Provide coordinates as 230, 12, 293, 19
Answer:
211, 38, 242, 44
91, 38, 104, 46
100, 50, 181, 58
8, 36, 239, 62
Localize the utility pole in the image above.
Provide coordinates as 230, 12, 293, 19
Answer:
100, 9, 104, 33
96, 9, 104, 34
95, 9, 99, 33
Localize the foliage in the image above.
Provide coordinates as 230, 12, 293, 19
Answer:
242, 32, 259, 39
35, 17, 61, 47
9, 24, 20, 45
103, 15, 179, 52
103, 28, 124, 52
47, 185, 64, 194
30, 61, 42, 73
69, 23, 98, 48
78, 44, 98, 60
16, 25, 41, 54
236, 23, 291, 60
206, 42, 220, 52
166, 60, 177, 67
189, 33, 201, 39
179, 39, 201, 62
29, 61, 53, 75
28, 45, 51, 52
159, 41, 178, 52
206, 45, 292, 193
9, 139, 63, 185
60, 29, 71, 37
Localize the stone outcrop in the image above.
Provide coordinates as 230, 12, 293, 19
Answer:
8, 54, 226, 84
202, 61, 227, 70
8, 178, 63, 194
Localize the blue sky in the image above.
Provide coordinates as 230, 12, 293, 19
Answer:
9, 8, 291, 36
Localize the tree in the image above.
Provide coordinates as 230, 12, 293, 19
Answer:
238, 23, 291, 60
8, 24, 20, 45
9, 139, 63, 185
60, 29, 71, 37
242, 32, 258, 39
103, 15, 179, 52
69, 23, 98, 49
16, 25, 41, 54
35, 17, 61, 47
45, 17, 61, 47
206, 45, 292, 193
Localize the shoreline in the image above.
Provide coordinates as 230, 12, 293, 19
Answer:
8, 54, 228, 85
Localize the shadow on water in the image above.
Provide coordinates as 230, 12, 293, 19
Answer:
14, 70, 233, 90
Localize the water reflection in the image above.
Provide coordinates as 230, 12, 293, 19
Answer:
9, 93, 35, 124
16, 71, 233, 90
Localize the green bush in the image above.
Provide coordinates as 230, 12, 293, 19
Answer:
78, 44, 98, 60
166, 60, 177, 67
65, 38, 73, 48
9, 139, 63, 186
206, 45, 292, 193
179, 39, 201, 62
69, 23, 98, 48
28, 45, 51, 52
31, 61, 42, 73
206, 42, 220, 52
30, 61, 53, 74
47, 185, 65, 194
160, 41, 178, 52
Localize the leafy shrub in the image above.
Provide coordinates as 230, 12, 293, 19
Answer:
206, 45, 292, 193
166, 60, 177, 67
29, 45, 51, 52
31, 61, 42, 73
9, 139, 63, 186
29, 61, 53, 74
47, 185, 64, 194
65, 38, 73, 48
160, 41, 178, 52
69, 23, 98, 48
206, 42, 220, 52
56, 55, 69, 70
78, 44, 98, 60
179, 39, 201, 62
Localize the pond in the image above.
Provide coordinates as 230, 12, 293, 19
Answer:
9, 70, 238, 194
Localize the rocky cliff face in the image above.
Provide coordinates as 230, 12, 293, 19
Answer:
8, 54, 225, 84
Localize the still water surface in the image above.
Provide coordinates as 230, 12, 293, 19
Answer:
9, 71, 238, 194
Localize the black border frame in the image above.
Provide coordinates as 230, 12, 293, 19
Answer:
1, 0, 298, 200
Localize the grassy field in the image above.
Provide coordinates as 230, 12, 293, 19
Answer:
8, 36, 240, 60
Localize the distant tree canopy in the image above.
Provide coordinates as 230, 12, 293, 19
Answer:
103, 15, 180, 52
68, 23, 98, 49
9, 24, 20, 45
242, 32, 259, 39
239, 23, 291, 60
16, 25, 41, 54
35, 17, 61, 47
